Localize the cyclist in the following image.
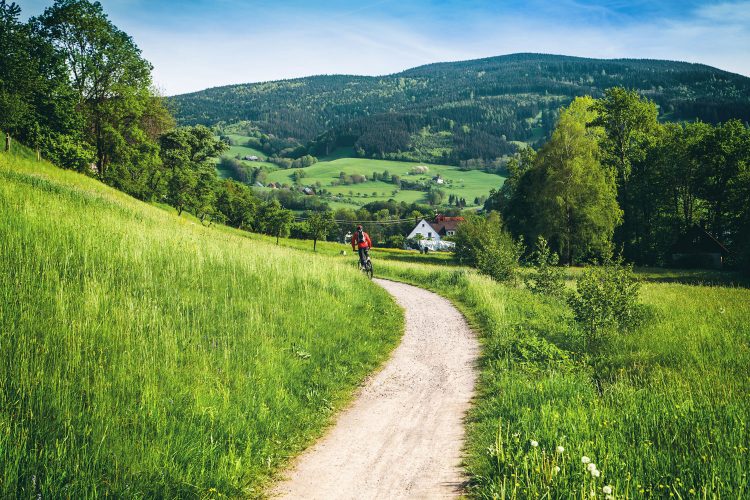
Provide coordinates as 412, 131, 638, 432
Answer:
351, 224, 372, 267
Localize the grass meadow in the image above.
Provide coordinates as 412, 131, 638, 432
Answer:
263, 155, 505, 209
0, 149, 403, 497
374, 259, 750, 498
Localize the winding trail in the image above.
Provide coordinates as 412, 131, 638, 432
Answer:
271, 279, 479, 499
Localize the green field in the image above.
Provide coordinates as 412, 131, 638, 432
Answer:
215, 134, 278, 179
265, 156, 505, 209
0, 147, 402, 497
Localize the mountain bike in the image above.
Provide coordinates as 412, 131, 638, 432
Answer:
358, 255, 373, 279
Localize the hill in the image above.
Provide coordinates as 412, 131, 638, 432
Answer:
170, 53, 750, 164
0, 146, 402, 496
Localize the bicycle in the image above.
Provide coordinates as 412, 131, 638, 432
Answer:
358, 255, 373, 279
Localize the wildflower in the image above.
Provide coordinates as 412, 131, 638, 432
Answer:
591, 469, 601, 478
582, 456, 591, 464
530, 440, 539, 448
603, 485, 613, 495
553, 466, 561, 473
587, 463, 597, 472
557, 445, 565, 453
590, 491, 596, 498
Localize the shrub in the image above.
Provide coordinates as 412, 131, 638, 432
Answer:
525, 236, 566, 298
567, 261, 642, 352
454, 213, 522, 283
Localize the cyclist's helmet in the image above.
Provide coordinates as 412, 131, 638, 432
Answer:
357, 224, 363, 230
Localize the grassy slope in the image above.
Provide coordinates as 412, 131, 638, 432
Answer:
373, 260, 750, 498
215, 135, 278, 180
0, 149, 402, 497
265, 156, 505, 209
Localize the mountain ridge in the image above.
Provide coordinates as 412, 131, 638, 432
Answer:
170, 53, 750, 165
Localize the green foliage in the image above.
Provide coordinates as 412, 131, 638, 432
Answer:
535, 97, 621, 263
499, 97, 622, 264
525, 236, 566, 298
454, 212, 522, 283
258, 199, 294, 244
160, 126, 227, 215
34, 0, 173, 185
304, 209, 335, 251
567, 261, 643, 352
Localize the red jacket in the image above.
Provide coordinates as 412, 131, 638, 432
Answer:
351, 231, 372, 250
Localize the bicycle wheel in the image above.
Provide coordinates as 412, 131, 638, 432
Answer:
365, 259, 373, 279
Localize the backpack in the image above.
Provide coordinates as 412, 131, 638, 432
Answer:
357, 230, 365, 244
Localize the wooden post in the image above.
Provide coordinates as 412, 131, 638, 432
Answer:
4, 133, 10, 152
36, 148, 41, 161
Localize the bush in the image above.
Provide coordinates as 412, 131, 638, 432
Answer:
454, 212, 522, 283
525, 236, 566, 298
567, 261, 643, 352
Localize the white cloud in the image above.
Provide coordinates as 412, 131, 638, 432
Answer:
695, 1, 750, 23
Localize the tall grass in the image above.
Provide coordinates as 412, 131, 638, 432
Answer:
376, 259, 750, 498
0, 150, 402, 497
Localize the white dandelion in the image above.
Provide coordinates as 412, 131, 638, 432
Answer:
591, 469, 601, 478
530, 440, 539, 448
557, 445, 565, 453
587, 463, 598, 472
582, 456, 591, 464
553, 466, 561, 473
603, 485, 613, 495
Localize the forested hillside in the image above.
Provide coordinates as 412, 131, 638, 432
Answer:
170, 54, 750, 165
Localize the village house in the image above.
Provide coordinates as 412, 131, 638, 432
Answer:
406, 215, 464, 251
432, 174, 444, 185
242, 155, 259, 161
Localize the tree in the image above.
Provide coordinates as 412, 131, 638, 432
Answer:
193, 167, 219, 224
34, 0, 169, 184
592, 87, 659, 184
215, 180, 258, 230
261, 199, 294, 244
453, 212, 522, 283
592, 87, 659, 261
304, 210, 335, 251
160, 126, 227, 214
533, 97, 621, 264
0, 1, 83, 163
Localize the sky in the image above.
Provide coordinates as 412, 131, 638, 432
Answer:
19, 0, 750, 95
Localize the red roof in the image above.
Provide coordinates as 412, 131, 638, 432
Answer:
429, 215, 464, 235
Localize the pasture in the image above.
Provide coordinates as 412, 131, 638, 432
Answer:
264, 156, 505, 208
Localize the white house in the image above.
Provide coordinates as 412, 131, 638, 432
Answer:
406, 215, 464, 251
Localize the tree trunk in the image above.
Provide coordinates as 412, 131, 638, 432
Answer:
314, 238, 317, 252
177, 205, 183, 216
36, 148, 41, 161
276, 232, 280, 245
5, 133, 10, 152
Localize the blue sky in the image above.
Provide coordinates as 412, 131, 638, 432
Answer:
19, 0, 750, 95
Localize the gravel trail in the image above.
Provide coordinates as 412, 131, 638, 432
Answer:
270, 278, 479, 499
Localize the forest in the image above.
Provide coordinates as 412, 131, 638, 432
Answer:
170, 54, 750, 166
485, 89, 750, 272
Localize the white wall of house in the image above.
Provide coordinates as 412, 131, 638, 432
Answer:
406, 219, 441, 242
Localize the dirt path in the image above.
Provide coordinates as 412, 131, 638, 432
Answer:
270, 279, 479, 499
